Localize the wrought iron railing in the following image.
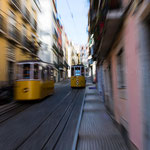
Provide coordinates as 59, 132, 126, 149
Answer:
22, 36, 30, 49
0, 15, 6, 33
22, 7, 31, 23
9, 0, 21, 10
8, 25, 21, 42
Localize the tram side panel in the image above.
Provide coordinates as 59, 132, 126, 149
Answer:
15, 80, 41, 100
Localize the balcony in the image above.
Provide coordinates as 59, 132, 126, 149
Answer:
97, 10, 124, 59
22, 36, 30, 50
0, 15, 7, 35
52, 43, 60, 55
32, 19, 37, 31
8, 25, 21, 43
30, 16, 37, 31
59, 62, 64, 70
90, 0, 126, 61
64, 61, 69, 69
22, 7, 31, 23
9, 0, 21, 10
59, 48, 64, 57
54, 61, 59, 69
30, 41, 39, 55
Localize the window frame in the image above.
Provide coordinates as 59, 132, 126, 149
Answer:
117, 49, 126, 89
16, 63, 41, 81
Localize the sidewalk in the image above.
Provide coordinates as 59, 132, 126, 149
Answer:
77, 78, 128, 150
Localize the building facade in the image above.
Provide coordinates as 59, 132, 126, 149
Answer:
88, 0, 150, 150
0, 0, 40, 89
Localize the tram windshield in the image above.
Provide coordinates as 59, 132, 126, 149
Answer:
75, 67, 81, 76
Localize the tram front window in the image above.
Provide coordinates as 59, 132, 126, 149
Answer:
23, 64, 30, 79
75, 67, 80, 76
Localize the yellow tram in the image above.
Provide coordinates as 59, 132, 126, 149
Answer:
71, 65, 86, 88
14, 60, 55, 101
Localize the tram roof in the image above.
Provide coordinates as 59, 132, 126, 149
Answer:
17, 60, 56, 69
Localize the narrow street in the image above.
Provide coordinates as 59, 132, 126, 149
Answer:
0, 0, 149, 149
0, 79, 129, 150
0, 80, 85, 150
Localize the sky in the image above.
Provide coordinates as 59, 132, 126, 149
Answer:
56, 0, 89, 45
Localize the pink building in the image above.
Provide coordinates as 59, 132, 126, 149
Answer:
89, 0, 150, 149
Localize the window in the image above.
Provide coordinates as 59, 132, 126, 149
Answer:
117, 49, 125, 88
9, 11, 16, 33
41, 67, 45, 80
34, 0, 40, 9
75, 67, 81, 76
23, 64, 30, 79
50, 68, 54, 80
34, 64, 39, 79
22, 25, 27, 36
9, 11, 16, 26
47, 67, 50, 80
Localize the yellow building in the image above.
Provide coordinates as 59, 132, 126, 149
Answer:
0, 0, 40, 88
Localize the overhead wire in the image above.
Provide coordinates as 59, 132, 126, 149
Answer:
65, 0, 79, 44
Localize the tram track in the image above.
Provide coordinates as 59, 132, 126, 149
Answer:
42, 90, 81, 149
16, 89, 79, 149
0, 102, 34, 124
0, 84, 85, 150
42, 89, 82, 150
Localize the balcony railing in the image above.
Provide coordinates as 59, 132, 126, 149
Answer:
54, 61, 59, 69
34, 20, 37, 30
30, 41, 38, 54
22, 7, 31, 23
8, 25, 21, 43
30, 16, 37, 31
32, 19, 37, 31
59, 49, 64, 57
64, 61, 69, 68
52, 43, 60, 55
9, 0, 21, 10
22, 36, 30, 49
21, 37, 38, 54
0, 15, 7, 33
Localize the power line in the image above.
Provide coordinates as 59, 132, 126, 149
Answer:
65, 0, 79, 43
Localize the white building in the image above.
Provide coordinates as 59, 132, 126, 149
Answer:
38, 0, 59, 82
38, 0, 57, 64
